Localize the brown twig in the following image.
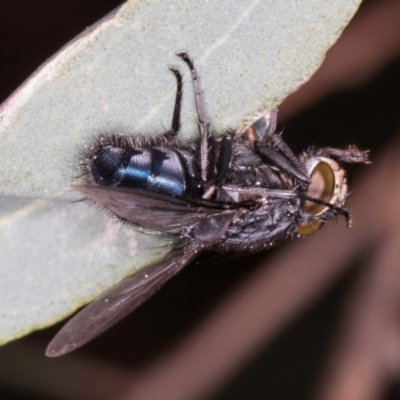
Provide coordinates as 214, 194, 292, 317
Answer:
280, 0, 400, 122
315, 225, 400, 400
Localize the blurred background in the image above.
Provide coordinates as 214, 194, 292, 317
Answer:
0, 0, 400, 399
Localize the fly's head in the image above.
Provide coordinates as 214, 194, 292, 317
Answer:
296, 145, 370, 236
244, 111, 369, 238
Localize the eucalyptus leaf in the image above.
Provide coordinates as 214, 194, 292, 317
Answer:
0, 0, 360, 346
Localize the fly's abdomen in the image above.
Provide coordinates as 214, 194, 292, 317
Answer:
90, 146, 200, 197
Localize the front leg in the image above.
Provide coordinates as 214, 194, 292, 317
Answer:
256, 144, 310, 184
316, 145, 370, 164
246, 110, 309, 181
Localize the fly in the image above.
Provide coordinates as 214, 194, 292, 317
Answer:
46, 51, 369, 357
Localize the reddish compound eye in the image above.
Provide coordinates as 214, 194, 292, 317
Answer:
297, 158, 347, 236
302, 161, 335, 215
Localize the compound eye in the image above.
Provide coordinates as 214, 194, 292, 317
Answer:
297, 161, 335, 236
297, 219, 324, 236
302, 161, 335, 214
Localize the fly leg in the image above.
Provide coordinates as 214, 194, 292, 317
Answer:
256, 143, 310, 184
163, 65, 184, 138
264, 110, 309, 178
249, 110, 309, 182
301, 194, 352, 226
317, 146, 370, 164
202, 134, 233, 201
216, 135, 233, 186
268, 133, 309, 178
176, 51, 210, 183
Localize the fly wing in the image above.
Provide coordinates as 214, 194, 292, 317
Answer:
46, 250, 196, 357
73, 184, 223, 231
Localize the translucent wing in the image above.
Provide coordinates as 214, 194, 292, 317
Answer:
46, 250, 196, 357
73, 184, 226, 231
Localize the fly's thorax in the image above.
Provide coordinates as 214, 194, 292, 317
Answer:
227, 140, 289, 189
297, 154, 349, 236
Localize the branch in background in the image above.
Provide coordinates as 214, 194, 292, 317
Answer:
280, 0, 400, 121
315, 224, 400, 400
